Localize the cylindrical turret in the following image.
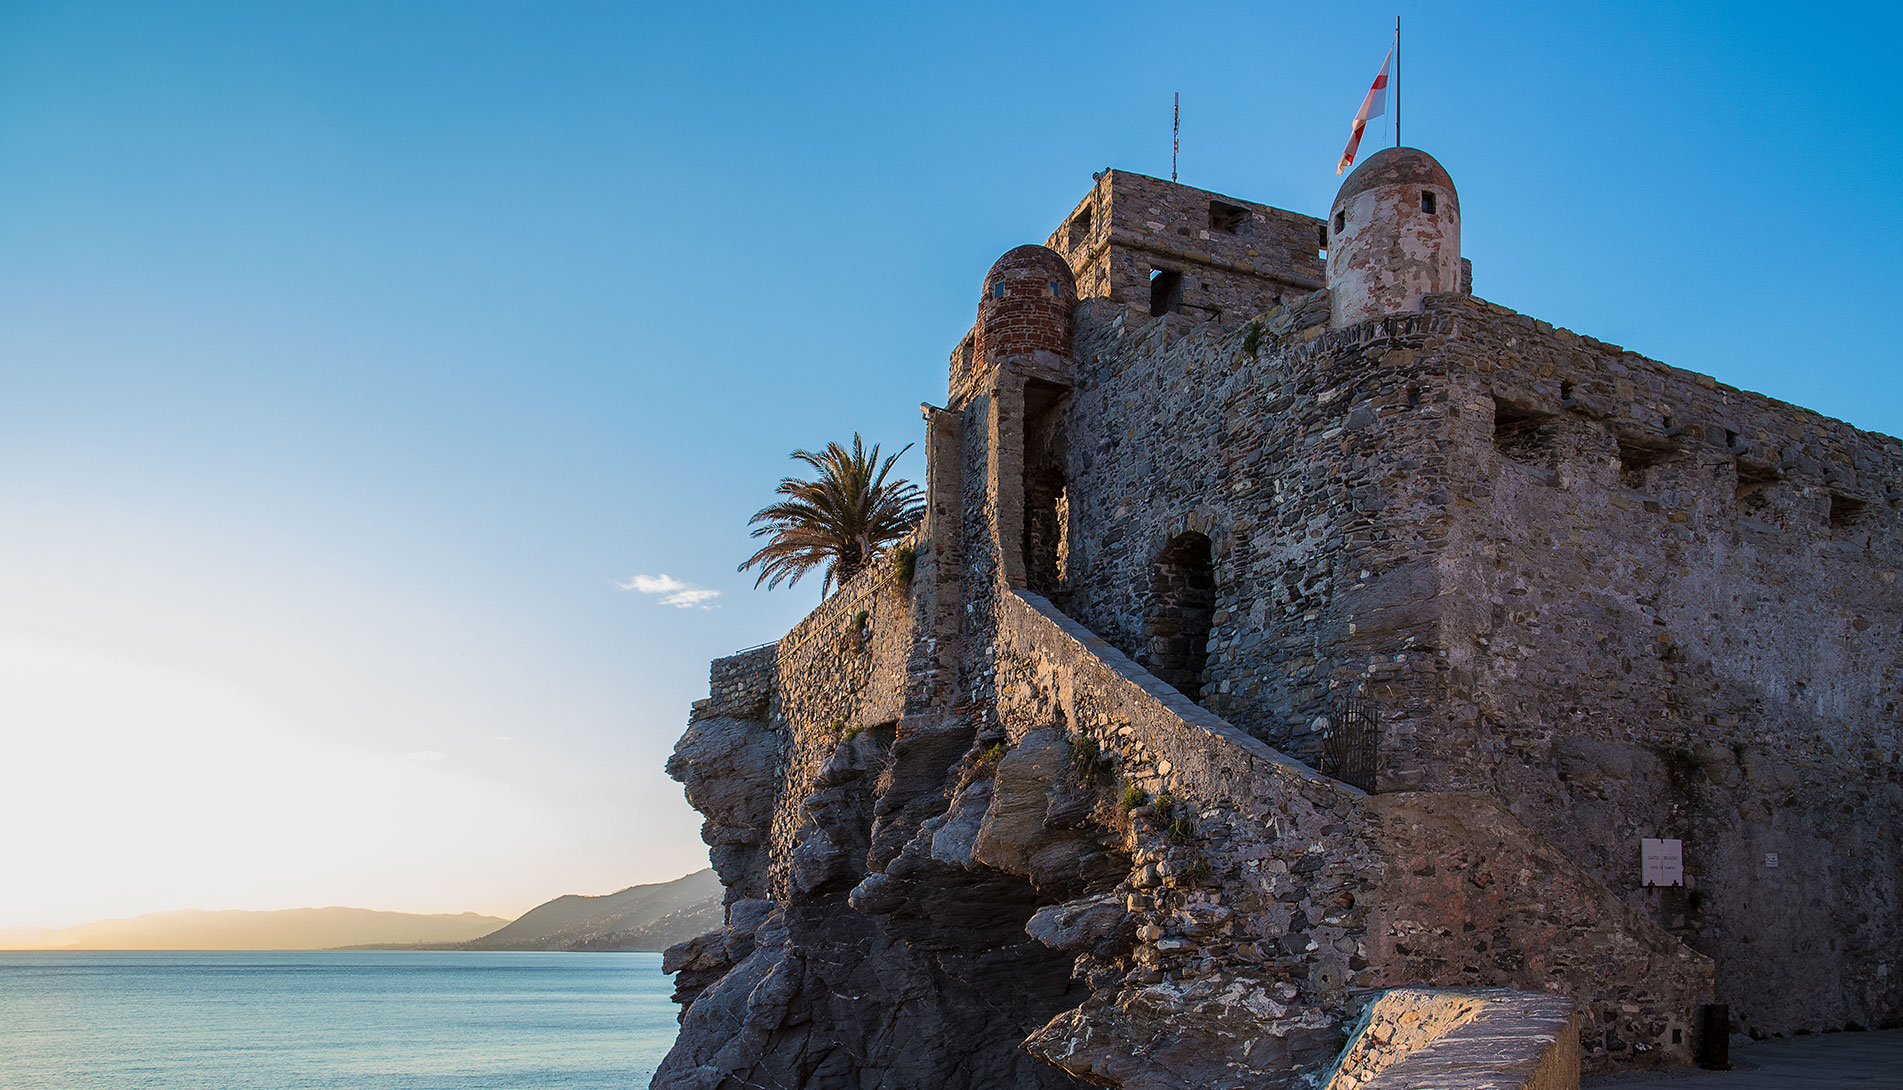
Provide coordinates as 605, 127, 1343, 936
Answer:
976, 245, 1076, 371
1325, 147, 1461, 328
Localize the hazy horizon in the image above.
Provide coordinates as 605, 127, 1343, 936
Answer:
4, 2, 1897, 933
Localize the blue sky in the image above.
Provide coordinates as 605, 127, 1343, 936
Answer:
1, 1, 1897, 928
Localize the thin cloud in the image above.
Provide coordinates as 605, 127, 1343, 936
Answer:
615, 573, 721, 609
405, 750, 449, 762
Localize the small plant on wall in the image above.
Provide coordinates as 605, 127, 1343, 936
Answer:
1067, 735, 1115, 787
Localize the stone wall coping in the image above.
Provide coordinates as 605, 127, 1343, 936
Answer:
1004, 590, 1362, 802
1330, 987, 1580, 1090
772, 529, 924, 663
1424, 292, 1901, 447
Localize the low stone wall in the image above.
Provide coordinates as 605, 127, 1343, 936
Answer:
1324, 988, 1580, 1090
997, 590, 1709, 1082
697, 643, 777, 721
764, 550, 921, 900
997, 589, 1383, 1086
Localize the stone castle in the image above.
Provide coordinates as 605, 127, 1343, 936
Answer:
657, 148, 1901, 1090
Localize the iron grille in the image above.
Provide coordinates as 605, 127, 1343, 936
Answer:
1323, 692, 1378, 791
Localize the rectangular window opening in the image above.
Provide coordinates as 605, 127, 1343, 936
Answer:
1734, 461, 1778, 511
1421, 190, 1437, 214
1069, 205, 1093, 250
1334, 211, 1346, 233
1149, 269, 1184, 317
1492, 398, 1561, 473
1829, 492, 1869, 529
1616, 435, 1676, 491
1209, 200, 1249, 235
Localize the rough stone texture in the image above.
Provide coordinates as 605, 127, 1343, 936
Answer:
656, 160, 1897, 1090
1045, 170, 1326, 325
1325, 987, 1581, 1090
699, 643, 776, 720
1325, 988, 1485, 1089
999, 591, 1707, 1079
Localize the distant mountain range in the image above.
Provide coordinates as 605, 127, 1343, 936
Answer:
451, 868, 721, 951
0, 907, 508, 950
1, 869, 723, 953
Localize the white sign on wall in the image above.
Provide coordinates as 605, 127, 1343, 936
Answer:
1641, 837, 1684, 887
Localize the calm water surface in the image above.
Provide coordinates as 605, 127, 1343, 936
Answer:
0, 950, 679, 1090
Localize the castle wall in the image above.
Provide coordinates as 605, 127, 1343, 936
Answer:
1050, 278, 1901, 1038
1416, 294, 1903, 1036
1057, 293, 1458, 778
762, 552, 919, 900
1046, 171, 1326, 326
662, 166, 1899, 1089
996, 590, 1709, 1078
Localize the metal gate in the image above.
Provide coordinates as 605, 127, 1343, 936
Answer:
1322, 692, 1378, 791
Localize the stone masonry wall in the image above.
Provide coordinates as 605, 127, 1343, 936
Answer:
765, 556, 918, 901
1047, 170, 1326, 325
1415, 293, 1903, 1037
1324, 988, 1580, 1090
996, 591, 1708, 1080
1057, 291, 1457, 779
1043, 274, 1899, 1039
699, 643, 776, 720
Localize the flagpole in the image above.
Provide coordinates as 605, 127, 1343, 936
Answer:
1394, 16, 1402, 148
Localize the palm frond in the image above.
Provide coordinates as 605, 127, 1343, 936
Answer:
738, 434, 925, 596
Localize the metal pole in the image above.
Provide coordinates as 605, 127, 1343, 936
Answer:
1395, 17, 1402, 148
1173, 92, 1180, 181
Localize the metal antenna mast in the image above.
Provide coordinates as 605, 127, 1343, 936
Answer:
1172, 92, 1180, 181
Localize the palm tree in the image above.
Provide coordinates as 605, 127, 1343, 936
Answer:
739, 434, 925, 595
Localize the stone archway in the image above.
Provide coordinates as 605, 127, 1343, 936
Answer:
1144, 532, 1215, 702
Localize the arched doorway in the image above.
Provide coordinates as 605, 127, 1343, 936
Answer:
1145, 532, 1215, 702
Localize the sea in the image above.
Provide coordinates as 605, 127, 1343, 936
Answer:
0, 950, 681, 1090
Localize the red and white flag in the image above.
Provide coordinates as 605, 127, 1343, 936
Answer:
1336, 46, 1392, 175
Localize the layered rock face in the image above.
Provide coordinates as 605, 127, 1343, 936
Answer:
655, 167, 1899, 1089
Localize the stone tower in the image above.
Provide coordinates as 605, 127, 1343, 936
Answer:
1325, 146, 1461, 328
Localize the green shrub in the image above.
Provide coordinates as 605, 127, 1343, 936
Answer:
1241, 320, 1264, 356
958, 741, 1009, 786
892, 544, 917, 584
840, 722, 866, 742
1119, 783, 1149, 812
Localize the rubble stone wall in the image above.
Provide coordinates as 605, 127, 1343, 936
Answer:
1057, 290, 1458, 778
1047, 170, 1326, 324
763, 556, 919, 901
700, 643, 776, 720
1418, 293, 1903, 1036
1324, 988, 1580, 1090
997, 591, 1709, 1079
1044, 277, 1900, 1039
